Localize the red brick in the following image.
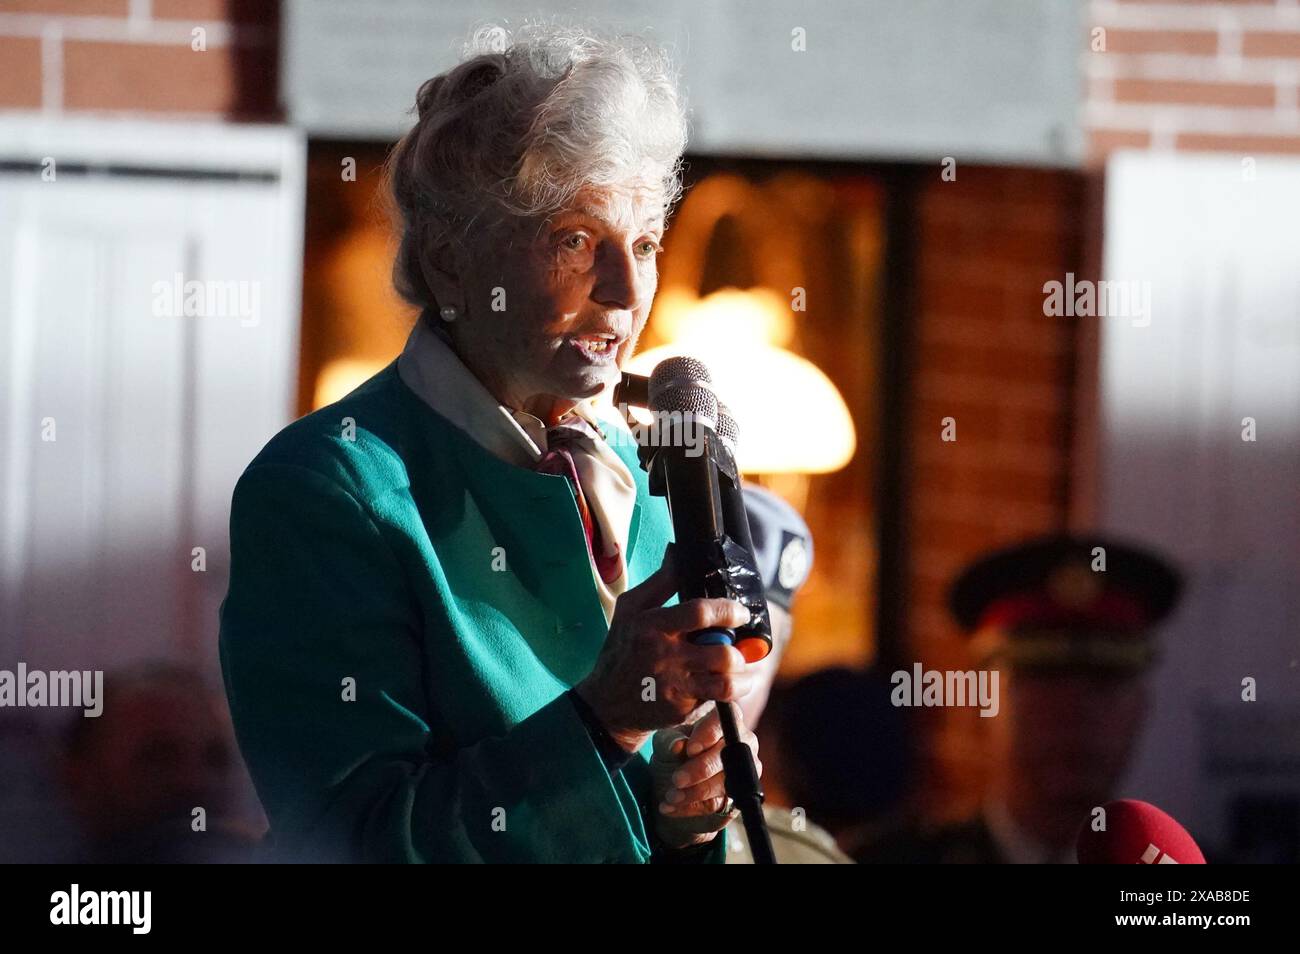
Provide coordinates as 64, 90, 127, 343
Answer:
975, 465, 1061, 508
920, 277, 1006, 318
1087, 128, 1152, 164
3, 0, 128, 14
1097, 29, 1219, 55
915, 505, 1039, 549
909, 571, 959, 616
912, 434, 1064, 475
1113, 77, 1275, 108
920, 312, 1070, 354
924, 165, 1070, 206
0, 36, 42, 109
1242, 32, 1300, 59
1176, 131, 1300, 155
998, 404, 1067, 446
918, 340, 1066, 388
914, 399, 1001, 439
907, 163, 1081, 825
63, 39, 238, 112
916, 365, 1064, 407
991, 200, 1069, 236
909, 527, 1008, 579
151, 0, 277, 25
920, 199, 1066, 238
911, 546, 972, 583
924, 224, 1068, 272
1006, 279, 1077, 319
997, 168, 1074, 207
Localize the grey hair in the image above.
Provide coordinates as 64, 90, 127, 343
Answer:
385, 20, 691, 319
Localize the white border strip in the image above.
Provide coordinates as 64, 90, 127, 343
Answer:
40, 21, 62, 114
0, 13, 271, 46
1085, 52, 1300, 83
1086, 100, 1300, 134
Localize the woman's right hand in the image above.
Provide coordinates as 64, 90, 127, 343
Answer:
573, 546, 756, 755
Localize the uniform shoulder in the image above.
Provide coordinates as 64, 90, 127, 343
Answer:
738, 805, 851, 864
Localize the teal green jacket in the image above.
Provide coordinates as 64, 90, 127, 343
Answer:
218, 361, 726, 863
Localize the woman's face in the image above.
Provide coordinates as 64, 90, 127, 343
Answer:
449, 180, 665, 422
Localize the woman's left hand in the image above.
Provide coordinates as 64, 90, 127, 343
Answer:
650, 702, 760, 849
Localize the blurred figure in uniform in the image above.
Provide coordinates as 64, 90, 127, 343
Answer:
855, 534, 1181, 864
761, 666, 914, 857
691, 483, 852, 863
60, 661, 259, 863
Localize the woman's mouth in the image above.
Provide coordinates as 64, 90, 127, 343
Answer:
569, 333, 620, 363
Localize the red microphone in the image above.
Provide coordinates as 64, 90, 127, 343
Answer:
1077, 799, 1207, 864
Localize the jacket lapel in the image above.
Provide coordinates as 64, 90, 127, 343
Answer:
605, 423, 676, 586
396, 377, 675, 684
603, 422, 645, 566
394, 387, 605, 682
452, 434, 610, 653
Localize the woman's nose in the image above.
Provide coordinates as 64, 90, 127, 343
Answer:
591, 243, 645, 312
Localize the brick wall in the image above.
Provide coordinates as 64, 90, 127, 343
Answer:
904, 166, 1088, 817
0, 0, 279, 118
1086, 0, 1300, 160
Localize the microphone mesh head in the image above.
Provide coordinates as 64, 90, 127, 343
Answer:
716, 402, 739, 445
649, 356, 714, 403
651, 383, 718, 423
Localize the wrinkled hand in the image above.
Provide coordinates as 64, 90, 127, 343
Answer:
649, 702, 760, 850
574, 546, 755, 756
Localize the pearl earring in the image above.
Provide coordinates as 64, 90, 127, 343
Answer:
440, 305, 458, 322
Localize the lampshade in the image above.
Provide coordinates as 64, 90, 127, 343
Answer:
626, 288, 856, 474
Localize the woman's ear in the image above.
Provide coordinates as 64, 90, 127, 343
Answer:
418, 231, 465, 313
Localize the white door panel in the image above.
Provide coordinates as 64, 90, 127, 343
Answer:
1100, 151, 1300, 854
0, 118, 305, 687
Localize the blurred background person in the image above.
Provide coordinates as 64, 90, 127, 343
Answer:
761, 667, 915, 860
855, 535, 1181, 864
59, 662, 258, 864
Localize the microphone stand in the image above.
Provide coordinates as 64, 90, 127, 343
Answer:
657, 462, 776, 866
716, 695, 776, 865
619, 375, 776, 864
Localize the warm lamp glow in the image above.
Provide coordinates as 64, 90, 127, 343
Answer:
313, 358, 389, 410
627, 288, 856, 474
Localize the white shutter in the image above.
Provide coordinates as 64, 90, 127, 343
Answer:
0, 118, 305, 687
1100, 151, 1300, 850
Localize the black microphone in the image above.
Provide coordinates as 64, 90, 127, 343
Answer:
635, 359, 772, 661
636, 356, 777, 863
613, 371, 649, 411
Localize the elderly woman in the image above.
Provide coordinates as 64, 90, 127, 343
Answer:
218, 24, 760, 863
